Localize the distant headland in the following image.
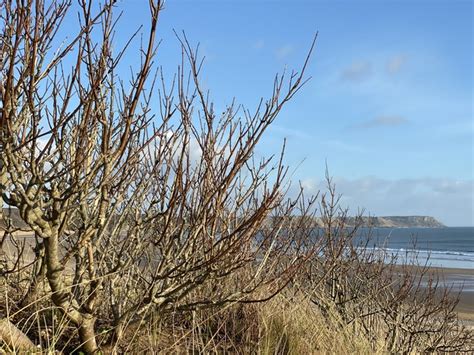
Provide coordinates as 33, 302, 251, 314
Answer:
269, 215, 446, 229
345, 216, 446, 228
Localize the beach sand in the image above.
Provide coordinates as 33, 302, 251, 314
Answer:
3, 232, 474, 324
403, 266, 474, 326
430, 266, 474, 323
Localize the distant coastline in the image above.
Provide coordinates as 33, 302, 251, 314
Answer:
2, 208, 445, 230
346, 215, 446, 228
267, 215, 446, 229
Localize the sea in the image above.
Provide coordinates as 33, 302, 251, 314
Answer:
356, 227, 474, 269
356, 227, 474, 291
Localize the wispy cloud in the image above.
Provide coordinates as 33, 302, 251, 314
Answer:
293, 176, 474, 226
275, 44, 293, 59
253, 39, 265, 50
335, 176, 474, 226
270, 124, 311, 139
352, 115, 409, 129
387, 54, 407, 74
340, 61, 372, 82
340, 55, 407, 82
300, 178, 318, 192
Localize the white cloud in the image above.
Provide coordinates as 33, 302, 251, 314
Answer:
339, 54, 407, 83
289, 176, 474, 226
269, 124, 311, 139
300, 178, 318, 193
275, 44, 293, 60
340, 61, 372, 82
330, 176, 473, 226
188, 136, 203, 163
387, 54, 407, 74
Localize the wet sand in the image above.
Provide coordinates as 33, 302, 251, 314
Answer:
401, 265, 474, 324
428, 266, 474, 323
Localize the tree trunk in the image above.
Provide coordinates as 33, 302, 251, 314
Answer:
79, 316, 99, 354
0, 162, 5, 223
0, 317, 38, 352
20, 242, 46, 308
44, 234, 99, 353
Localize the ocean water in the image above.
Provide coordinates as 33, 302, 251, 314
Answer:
356, 227, 474, 270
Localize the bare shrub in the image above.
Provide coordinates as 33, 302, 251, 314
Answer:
1, 1, 472, 354
303, 175, 474, 353
0, 0, 317, 352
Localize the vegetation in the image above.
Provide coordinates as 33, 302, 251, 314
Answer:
1, 1, 472, 353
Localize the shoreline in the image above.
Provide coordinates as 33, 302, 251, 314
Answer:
5, 231, 474, 323
433, 266, 474, 323
414, 266, 474, 323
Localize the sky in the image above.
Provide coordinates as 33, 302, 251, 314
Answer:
69, 0, 473, 225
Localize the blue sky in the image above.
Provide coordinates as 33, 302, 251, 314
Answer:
84, 1, 473, 225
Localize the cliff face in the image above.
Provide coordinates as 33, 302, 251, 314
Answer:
355, 216, 445, 228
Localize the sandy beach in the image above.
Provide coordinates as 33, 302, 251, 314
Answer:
428, 266, 474, 323
4, 232, 473, 323
400, 265, 474, 325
